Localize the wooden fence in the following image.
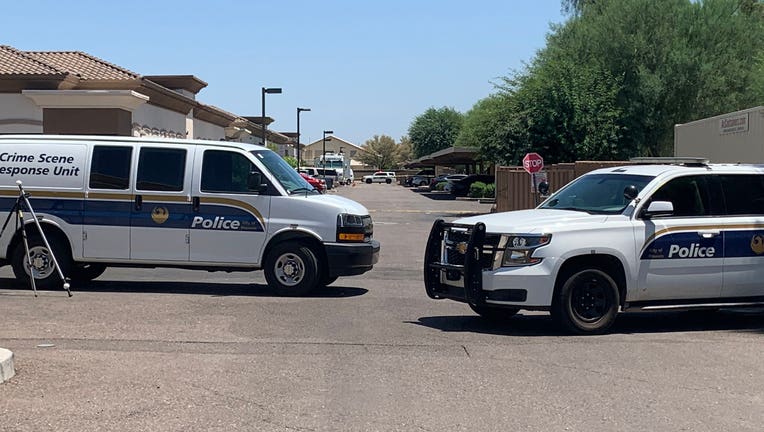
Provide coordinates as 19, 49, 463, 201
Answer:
495, 161, 630, 212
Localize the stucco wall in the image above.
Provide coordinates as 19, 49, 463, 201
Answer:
0, 94, 43, 133
192, 119, 225, 140
132, 104, 187, 138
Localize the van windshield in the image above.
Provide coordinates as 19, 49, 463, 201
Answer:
540, 173, 654, 214
251, 149, 318, 194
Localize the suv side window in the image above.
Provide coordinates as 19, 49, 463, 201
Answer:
136, 147, 186, 191
719, 174, 764, 215
201, 150, 257, 193
89, 145, 132, 190
649, 175, 711, 217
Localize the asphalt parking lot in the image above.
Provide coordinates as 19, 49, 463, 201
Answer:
1, 182, 763, 431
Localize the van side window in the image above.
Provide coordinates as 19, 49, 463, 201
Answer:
89, 146, 132, 190
136, 148, 186, 191
650, 175, 711, 217
201, 150, 256, 193
719, 174, 764, 215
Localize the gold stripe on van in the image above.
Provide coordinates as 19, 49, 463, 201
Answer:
0, 189, 85, 199
200, 197, 265, 225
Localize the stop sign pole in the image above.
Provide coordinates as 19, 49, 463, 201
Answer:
523, 153, 544, 205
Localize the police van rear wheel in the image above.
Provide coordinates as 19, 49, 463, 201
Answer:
553, 268, 619, 335
264, 242, 319, 296
11, 234, 72, 291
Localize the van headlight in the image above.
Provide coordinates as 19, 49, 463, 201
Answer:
337, 213, 373, 243
500, 234, 551, 267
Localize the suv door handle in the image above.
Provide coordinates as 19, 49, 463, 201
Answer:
698, 230, 720, 238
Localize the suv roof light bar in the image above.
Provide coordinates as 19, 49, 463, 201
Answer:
629, 157, 710, 166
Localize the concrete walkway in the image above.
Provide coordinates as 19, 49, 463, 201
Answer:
0, 348, 14, 383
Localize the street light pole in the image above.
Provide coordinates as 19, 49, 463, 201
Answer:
322, 130, 333, 170
297, 107, 311, 168
261, 87, 282, 146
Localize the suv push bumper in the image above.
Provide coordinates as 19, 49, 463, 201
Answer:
424, 219, 487, 305
325, 240, 380, 277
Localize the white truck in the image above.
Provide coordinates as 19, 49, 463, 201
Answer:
315, 153, 353, 185
0, 135, 379, 296
425, 158, 764, 334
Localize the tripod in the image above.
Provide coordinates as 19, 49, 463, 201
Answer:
0, 181, 71, 297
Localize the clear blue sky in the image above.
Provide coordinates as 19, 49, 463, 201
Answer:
3, 0, 565, 146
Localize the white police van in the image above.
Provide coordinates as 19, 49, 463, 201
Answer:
0, 135, 379, 295
425, 157, 764, 334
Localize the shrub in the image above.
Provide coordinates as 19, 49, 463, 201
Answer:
435, 181, 446, 191
485, 183, 495, 198
469, 181, 487, 198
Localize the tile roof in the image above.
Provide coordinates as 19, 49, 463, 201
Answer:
0, 45, 65, 76
25, 51, 139, 81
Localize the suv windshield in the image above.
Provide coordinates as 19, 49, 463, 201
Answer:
540, 173, 653, 214
251, 149, 318, 194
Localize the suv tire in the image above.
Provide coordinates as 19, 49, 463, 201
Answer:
552, 268, 619, 335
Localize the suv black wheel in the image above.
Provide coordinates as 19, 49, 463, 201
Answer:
264, 242, 320, 296
385, 178, 392, 184
365, 179, 372, 184
552, 268, 619, 334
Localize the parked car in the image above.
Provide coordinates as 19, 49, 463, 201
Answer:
299, 172, 326, 193
429, 174, 467, 191
406, 168, 435, 187
448, 174, 495, 197
363, 171, 396, 184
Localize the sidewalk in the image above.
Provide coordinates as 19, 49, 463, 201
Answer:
0, 347, 14, 383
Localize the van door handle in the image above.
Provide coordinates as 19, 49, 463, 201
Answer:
698, 230, 720, 238
192, 196, 200, 212
134, 194, 142, 211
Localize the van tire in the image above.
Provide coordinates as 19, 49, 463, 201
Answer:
264, 242, 319, 296
11, 233, 72, 291
552, 268, 619, 335
70, 263, 107, 283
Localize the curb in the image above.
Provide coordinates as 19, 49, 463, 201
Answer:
0, 348, 15, 383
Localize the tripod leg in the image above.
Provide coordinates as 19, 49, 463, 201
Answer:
17, 207, 37, 297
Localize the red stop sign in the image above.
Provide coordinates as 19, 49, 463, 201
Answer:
523, 153, 544, 174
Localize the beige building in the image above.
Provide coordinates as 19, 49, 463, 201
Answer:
302, 135, 369, 168
0, 45, 290, 146
674, 106, 764, 163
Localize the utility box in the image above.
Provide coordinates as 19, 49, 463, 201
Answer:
674, 106, 764, 163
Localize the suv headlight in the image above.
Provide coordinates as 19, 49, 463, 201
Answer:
337, 213, 373, 242
499, 234, 551, 267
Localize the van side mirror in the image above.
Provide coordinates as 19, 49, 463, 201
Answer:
538, 181, 549, 195
247, 171, 267, 193
641, 200, 673, 218
623, 185, 639, 201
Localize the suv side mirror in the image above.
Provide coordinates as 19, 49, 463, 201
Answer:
247, 171, 268, 193
641, 200, 673, 218
623, 185, 639, 201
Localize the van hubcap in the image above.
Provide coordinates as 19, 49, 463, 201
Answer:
274, 252, 305, 287
24, 246, 55, 279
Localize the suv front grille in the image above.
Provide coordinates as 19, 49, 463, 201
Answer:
444, 228, 499, 270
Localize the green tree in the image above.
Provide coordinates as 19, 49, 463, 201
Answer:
396, 135, 414, 163
358, 135, 399, 169
408, 107, 464, 158
283, 155, 298, 168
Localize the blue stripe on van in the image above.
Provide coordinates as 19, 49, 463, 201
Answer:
1, 197, 264, 232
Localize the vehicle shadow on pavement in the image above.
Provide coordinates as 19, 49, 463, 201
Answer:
0, 277, 368, 299
412, 309, 764, 336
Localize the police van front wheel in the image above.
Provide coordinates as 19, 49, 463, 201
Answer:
552, 268, 619, 335
264, 242, 319, 296
11, 234, 72, 291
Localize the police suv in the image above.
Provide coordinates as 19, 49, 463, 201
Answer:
0, 135, 379, 295
425, 158, 764, 334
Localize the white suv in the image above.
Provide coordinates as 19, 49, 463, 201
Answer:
363, 171, 396, 184
425, 158, 764, 334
